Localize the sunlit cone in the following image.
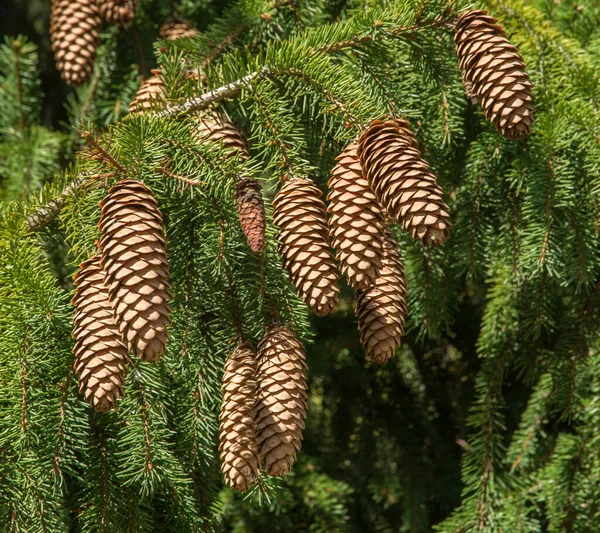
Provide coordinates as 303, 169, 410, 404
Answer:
219, 342, 261, 491
355, 228, 407, 364
50, 0, 102, 86
327, 141, 386, 289
72, 253, 127, 412
255, 326, 308, 477
128, 70, 165, 115
97, 0, 137, 28
99, 180, 172, 361
358, 119, 451, 246
160, 18, 200, 40
272, 178, 339, 315
454, 9, 535, 139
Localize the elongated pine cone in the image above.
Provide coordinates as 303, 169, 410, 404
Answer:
72, 254, 127, 412
327, 141, 386, 289
272, 178, 339, 315
50, 0, 102, 86
129, 70, 165, 115
97, 0, 137, 27
219, 343, 261, 491
455, 10, 535, 138
99, 180, 172, 361
355, 228, 407, 364
193, 110, 250, 158
160, 18, 199, 40
256, 326, 308, 477
236, 178, 266, 254
358, 119, 451, 247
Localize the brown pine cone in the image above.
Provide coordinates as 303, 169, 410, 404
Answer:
98, 180, 172, 361
193, 110, 250, 158
97, 0, 137, 28
160, 18, 200, 40
272, 178, 339, 316
255, 326, 308, 477
236, 178, 266, 254
50, 0, 102, 86
358, 119, 451, 247
454, 10, 535, 138
128, 70, 165, 115
72, 253, 127, 412
355, 228, 407, 364
327, 141, 386, 289
219, 342, 261, 491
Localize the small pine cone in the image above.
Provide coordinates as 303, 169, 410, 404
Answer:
128, 70, 165, 115
327, 141, 386, 289
255, 326, 308, 477
358, 119, 451, 247
97, 0, 137, 28
236, 178, 266, 254
272, 178, 339, 316
72, 254, 127, 412
454, 10, 535, 138
355, 228, 407, 364
219, 343, 261, 491
50, 0, 102, 86
160, 18, 200, 40
193, 110, 250, 159
99, 180, 172, 361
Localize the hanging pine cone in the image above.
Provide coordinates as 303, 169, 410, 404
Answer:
454, 9, 535, 139
219, 342, 261, 491
160, 18, 200, 40
50, 0, 102, 86
128, 70, 165, 115
97, 0, 137, 28
99, 180, 172, 362
358, 119, 451, 247
255, 326, 308, 477
236, 178, 266, 254
72, 254, 127, 412
193, 110, 250, 158
355, 228, 407, 364
272, 178, 339, 315
327, 141, 386, 290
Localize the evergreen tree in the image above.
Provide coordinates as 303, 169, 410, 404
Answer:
2, 0, 600, 532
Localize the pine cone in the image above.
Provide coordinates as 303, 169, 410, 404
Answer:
355, 228, 407, 364
98, 180, 172, 361
358, 119, 451, 247
128, 70, 165, 115
72, 253, 127, 412
50, 0, 102, 86
327, 141, 386, 289
219, 343, 261, 491
160, 18, 199, 40
236, 178, 266, 254
97, 0, 137, 28
454, 10, 535, 139
193, 110, 250, 158
272, 178, 339, 315
255, 326, 308, 477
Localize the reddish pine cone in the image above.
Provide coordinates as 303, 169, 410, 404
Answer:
160, 18, 200, 40
50, 0, 102, 86
255, 326, 308, 477
355, 228, 407, 364
327, 141, 386, 289
236, 178, 266, 254
219, 343, 261, 491
358, 119, 451, 247
72, 253, 127, 412
99, 180, 172, 361
272, 178, 339, 316
455, 10, 535, 139
128, 70, 165, 115
97, 0, 137, 28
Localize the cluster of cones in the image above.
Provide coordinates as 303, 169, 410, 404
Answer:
72, 180, 172, 412
219, 327, 307, 491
